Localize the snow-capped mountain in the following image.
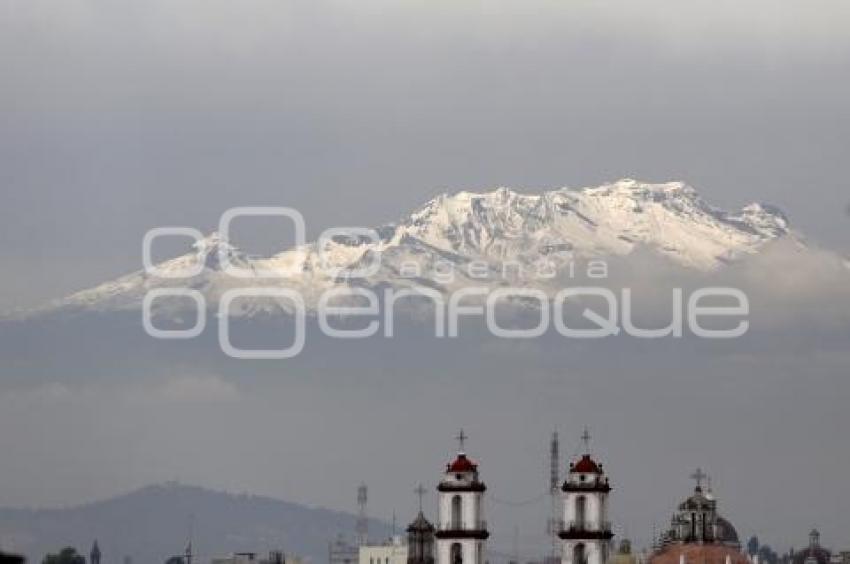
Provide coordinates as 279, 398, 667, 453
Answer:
18, 179, 792, 319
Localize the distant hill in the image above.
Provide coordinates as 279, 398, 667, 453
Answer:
0, 483, 391, 564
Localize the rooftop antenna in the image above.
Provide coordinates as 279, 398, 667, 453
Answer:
357, 483, 369, 546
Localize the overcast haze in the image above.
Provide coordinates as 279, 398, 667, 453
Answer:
1, 1, 850, 560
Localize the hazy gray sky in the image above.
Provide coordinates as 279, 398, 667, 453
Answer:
2, 0, 850, 311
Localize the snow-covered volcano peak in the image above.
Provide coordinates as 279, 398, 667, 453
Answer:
580, 178, 692, 195
12, 179, 797, 319
390, 179, 790, 268
572, 179, 702, 211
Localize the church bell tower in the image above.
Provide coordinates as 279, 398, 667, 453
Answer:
436, 430, 489, 564
559, 429, 614, 564
408, 485, 436, 564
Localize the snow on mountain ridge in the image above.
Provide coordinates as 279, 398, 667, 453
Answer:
13, 180, 792, 319
391, 179, 789, 266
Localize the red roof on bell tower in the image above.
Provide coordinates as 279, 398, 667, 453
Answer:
570, 454, 603, 474
439, 431, 486, 492
447, 453, 478, 473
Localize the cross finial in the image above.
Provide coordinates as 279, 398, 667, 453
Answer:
691, 467, 707, 490
415, 483, 427, 512
456, 429, 467, 453
581, 427, 591, 454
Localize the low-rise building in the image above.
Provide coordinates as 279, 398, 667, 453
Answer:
212, 551, 297, 564
359, 536, 408, 564
331, 535, 360, 564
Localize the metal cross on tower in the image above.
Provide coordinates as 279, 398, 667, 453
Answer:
456, 429, 467, 452
415, 484, 427, 512
691, 467, 707, 490
581, 427, 592, 454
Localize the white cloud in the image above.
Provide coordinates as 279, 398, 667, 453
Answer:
0, 382, 77, 405
153, 374, 241, 403
0, 373, 241, 407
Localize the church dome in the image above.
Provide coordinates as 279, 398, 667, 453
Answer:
447, 453, 477, 473
678, 489, 713, 512
715, 516, 740, 547
570, 454, 603, 474
439, 448, 486, 493
661, 472, 740, 549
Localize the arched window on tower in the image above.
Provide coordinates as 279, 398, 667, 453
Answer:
576, 496, 587, 529
451, 543, 463, 564
574, 543, 586, 564
451, 495, 463, 529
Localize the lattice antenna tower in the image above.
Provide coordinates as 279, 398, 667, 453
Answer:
548, 430, 561, 561
357, 483, 369, 546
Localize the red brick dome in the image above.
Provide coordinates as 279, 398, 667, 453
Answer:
651, 544, 749, 564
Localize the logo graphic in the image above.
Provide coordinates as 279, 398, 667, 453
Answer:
142, 207, 750, 357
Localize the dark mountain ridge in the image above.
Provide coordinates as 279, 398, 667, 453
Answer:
0, 482, 390, 564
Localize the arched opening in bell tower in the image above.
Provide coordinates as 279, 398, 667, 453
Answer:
451, 495, 462, 529
574, 543, 586, 564
451, 543, 463, 564
576, 496, 587, 528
